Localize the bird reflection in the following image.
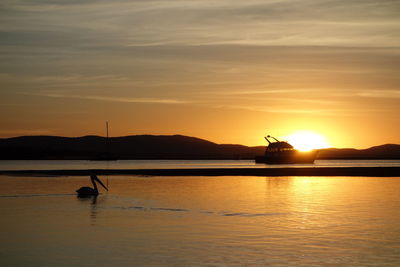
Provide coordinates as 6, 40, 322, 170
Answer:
76, 195, 98, 225
76, 194, 98, 204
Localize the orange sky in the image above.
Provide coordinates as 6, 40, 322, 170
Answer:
0, 1, 399, 148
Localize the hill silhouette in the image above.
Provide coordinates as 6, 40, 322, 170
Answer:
0, 135, 399, 160
0, 135, 263, 160
317, 144, 400, 159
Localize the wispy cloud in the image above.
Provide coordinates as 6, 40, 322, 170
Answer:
208, 104, 331, 115
207, 102, 390, 116
1, 0, 399, 48
27, 92, 190, 105
0, 129, 53, 136
356, 90, 400, 98
211, 89, 314, 95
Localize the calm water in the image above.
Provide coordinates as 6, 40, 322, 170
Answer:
1, 159, 400, 170
1, 175, 400, 266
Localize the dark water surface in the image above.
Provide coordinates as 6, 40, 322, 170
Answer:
1, 175, 400, 266
1, 159, 400, 170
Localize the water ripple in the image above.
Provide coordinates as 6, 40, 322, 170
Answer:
222, 212, 285, 217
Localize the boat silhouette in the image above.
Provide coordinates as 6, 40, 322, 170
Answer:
255, 135, 318, 164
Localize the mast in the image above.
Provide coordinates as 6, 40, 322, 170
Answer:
264, 136, 272, 144
106, 121, 109, 138
267, 135, 280, 143
105, 121, 110, 155
105, 121, 110, 185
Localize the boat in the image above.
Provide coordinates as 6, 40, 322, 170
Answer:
255, 135, 318, 164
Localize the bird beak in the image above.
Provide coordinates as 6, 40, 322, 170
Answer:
93, 175, 109, 191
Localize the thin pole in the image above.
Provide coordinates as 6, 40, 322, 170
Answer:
106, 121, 110, 188
106, 121, 109, 138
105, 121, 110, 155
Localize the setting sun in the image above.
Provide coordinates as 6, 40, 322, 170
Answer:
284, 131, 330, 152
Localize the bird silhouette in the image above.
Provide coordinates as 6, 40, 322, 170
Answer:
76, 174, 108, 196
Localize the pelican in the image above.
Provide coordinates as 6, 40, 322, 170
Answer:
76, 174, 108, 196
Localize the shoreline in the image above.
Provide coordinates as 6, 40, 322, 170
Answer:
0, 167, 399, 177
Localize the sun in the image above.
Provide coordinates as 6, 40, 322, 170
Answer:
284, 131, 330, 152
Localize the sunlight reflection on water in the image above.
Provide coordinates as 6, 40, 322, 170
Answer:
1, 175, 400, 266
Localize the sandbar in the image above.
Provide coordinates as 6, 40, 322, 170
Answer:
0, 167, 399, 177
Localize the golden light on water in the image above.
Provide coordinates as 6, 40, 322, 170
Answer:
284, 131, 330, 151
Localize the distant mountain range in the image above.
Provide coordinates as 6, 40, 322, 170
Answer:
317, 144, 400, 159
0, 135, 399, 160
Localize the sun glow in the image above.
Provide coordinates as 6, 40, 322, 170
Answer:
284, 131, 330, 152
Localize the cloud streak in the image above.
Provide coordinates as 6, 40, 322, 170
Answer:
356, 90, 400, 99
1, 0, 399, 49
27, 92, 190, 105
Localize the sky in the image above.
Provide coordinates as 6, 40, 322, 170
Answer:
0, 0, 399, 148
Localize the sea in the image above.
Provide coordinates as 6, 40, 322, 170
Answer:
1, 160, 400, 266
1, 159, 400, 170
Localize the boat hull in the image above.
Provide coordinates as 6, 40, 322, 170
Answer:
255, 150, 318, 164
